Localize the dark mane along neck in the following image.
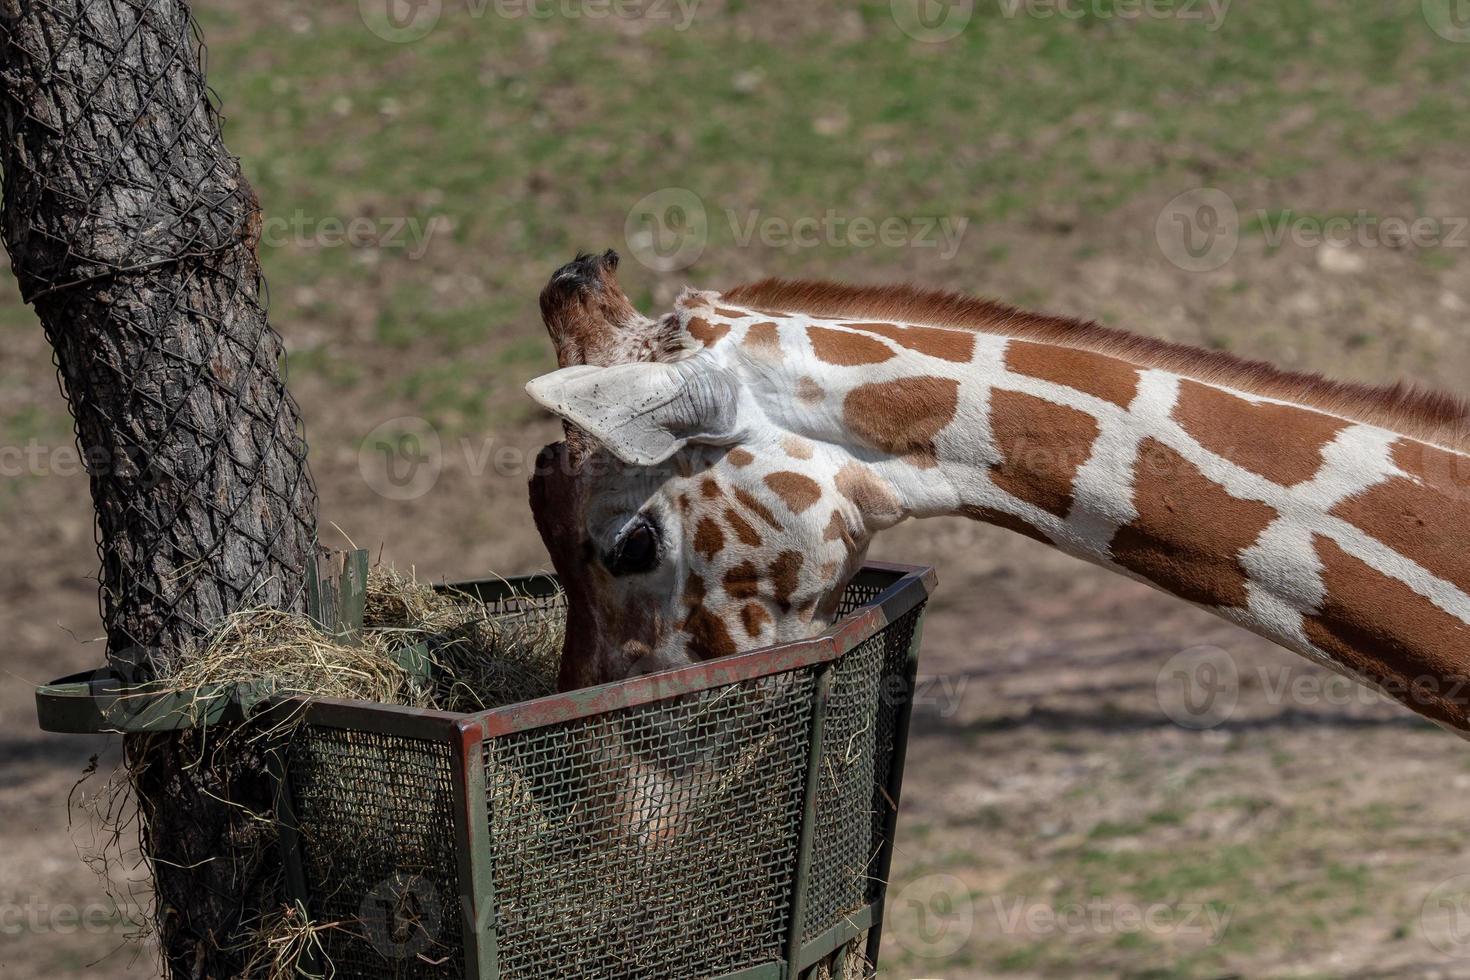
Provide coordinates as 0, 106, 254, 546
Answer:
722, 277, 1470, 453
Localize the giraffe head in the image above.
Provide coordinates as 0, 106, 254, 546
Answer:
527, 252, 880, 691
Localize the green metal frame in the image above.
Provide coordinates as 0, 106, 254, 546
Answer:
36, 560, 936, 979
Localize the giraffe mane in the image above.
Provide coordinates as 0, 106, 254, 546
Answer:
721, 277, 1470, 454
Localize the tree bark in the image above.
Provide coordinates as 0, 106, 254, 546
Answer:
0, 1, 318, 975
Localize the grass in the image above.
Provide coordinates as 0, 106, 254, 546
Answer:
879, 754, 1456, 978
2, 0, 1465, 444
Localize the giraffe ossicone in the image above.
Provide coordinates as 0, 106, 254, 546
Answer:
527, 251, 1470, 737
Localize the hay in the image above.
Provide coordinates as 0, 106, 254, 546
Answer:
154, 563, 565, 715
361, 564, 564, 712
166, 607, 432, 708
361, 562, 456, 628
234, 903, 349, 980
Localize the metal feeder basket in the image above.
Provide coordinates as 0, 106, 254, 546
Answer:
38, 561, 936, 980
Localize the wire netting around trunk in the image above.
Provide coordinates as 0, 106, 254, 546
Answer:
0, 1, 318, 975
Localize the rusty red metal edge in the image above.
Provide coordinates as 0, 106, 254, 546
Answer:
283, 563, 935, 742
458, 563, 936, 742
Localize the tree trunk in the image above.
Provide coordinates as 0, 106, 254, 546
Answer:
0, 1, 318, 976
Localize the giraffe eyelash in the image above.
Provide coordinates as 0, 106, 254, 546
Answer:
604, 516, 662, 577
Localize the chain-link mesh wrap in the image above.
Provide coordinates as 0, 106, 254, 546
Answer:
0, 2, 317, 975
0, 0, 315, 668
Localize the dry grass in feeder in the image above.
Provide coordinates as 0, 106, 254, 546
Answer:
164, 607, 433, 708
361, 564, 564, 712
154, 563, 565, 716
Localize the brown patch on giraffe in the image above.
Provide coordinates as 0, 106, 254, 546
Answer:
677, 493, 691, 513
796, 377, 826, 405
835, 463, 903, 525
687, 316, 730, 347
683, 573, 706, 603
987, 389, 1100, 518
683, 605, 736, 660
782, 436, 815, 460
808, 326, 896, 366
693, 517, 725, 561
715, 307, 748, 318
959, 505, 1053, 545
743, 321, 782, 359
735, 488, 783, 530
846, 321, 975, 363
820, 559, 843, 580
1004, 340, 1139, 409
723, 562, 761, 600
843, 376, 960, 464
823, 509, 854, 547
1393, 436, 1470, 492
1329, 438, 1470, 588
724, 507, 763, 547
1174, 379, 1348, 486
771, 551, 804, 612
1109, 438, 1279, 608
764, 471, 822, 514
726, 447, 755, 467
700, 477, 722, 499
739, 603, 772, 638
1305, 535, 1470, 733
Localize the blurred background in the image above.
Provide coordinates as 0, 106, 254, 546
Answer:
3, 1, 1470, 976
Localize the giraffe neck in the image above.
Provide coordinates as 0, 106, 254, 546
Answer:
697, 299, 1470, 735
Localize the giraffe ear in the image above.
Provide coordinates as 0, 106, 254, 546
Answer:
525, 358, 743, 467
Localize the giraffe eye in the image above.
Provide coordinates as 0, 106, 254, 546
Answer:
606, 519, 660, 576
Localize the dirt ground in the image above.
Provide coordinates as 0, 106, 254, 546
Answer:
4, 2, 1470, 978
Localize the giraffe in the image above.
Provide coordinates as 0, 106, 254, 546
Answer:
527, 250, 1470, 737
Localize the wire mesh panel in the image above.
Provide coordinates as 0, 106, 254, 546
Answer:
803, 609, 922, 944
484, 670, 817, 978
288, 728, 466, 978
270, 566, 933, 980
